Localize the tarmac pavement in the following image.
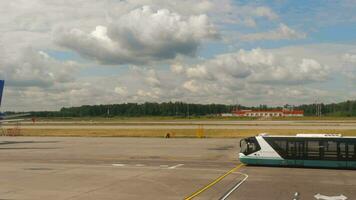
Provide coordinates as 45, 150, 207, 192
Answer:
0, 137, 355, 200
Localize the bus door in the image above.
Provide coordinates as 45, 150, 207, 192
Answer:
347, 143, 356, 168
337, 142, 348, 167
295, 141, 305, 166
287, 141, 296, 165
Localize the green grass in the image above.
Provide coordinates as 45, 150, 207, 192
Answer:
16, 128, 356, 138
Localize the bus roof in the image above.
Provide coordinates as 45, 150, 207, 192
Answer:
258, 133, 356, 139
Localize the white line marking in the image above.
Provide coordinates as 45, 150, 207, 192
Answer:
169, 164, 184, 169
109, 164, 236, 173
112, 164, 126, 167
135, 164, 145, 167
219, 172, 248, 200
314, 194, 348, 200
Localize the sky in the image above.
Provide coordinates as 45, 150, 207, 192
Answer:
1, 0, 356, 111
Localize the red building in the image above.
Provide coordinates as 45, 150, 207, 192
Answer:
232, 109, 304, 117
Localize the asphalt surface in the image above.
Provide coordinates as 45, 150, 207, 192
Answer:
8, 120, 356, 130
0, 137, 355, 199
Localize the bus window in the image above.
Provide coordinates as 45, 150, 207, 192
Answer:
287, 141, 296, 158
264, 138, 288, 158
307, 141, 320, 159
338, 142, 347, 160
324, 141, 337, 160
275, 140, 287, 152
296, 141, 305, 159
240, 137, 261, 155
240, 139, 248, 154
348, 143, 355, 160
247, 138, 259, 154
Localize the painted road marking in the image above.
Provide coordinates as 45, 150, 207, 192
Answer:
112, 163, 184, 169
184, 164, 245, 200
218, 172, 248, 200
110, 164, 241, 174
314, 194, 348, 200
112, 164, 126, 167
169, 164, 184, 169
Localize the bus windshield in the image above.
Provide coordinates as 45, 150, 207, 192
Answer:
240, 137, 261, 155
240, 139, 248, 154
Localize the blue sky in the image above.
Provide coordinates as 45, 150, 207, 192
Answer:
1, 0, 356, 111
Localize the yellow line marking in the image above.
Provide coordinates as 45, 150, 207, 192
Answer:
184, 164, 245, 200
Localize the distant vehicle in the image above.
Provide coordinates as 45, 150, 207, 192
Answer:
0, 80, 30, 123
239, 133, 356, 168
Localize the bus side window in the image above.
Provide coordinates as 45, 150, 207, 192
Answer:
287, 141, 296, 158
307, 141, 320, 159
244, 137, 261, 155
248, 142, 256, 153
348, 143, 355, 160
275, 140, 287, 151
338, 142, 347, 160
295, 141, 305, 159
324, 141, 337, 160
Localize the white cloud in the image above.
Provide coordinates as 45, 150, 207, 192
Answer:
145, 69, 161, 87
183, 80, 200, 92
341, 53, 356, 80
186, 65, 213, 80
253, 6, 279, 21
170, 64, 185, 74
55, 6, 218, 65
343, 53, 356, 63
0, 48, 79, 88
178, 48, 330, 85
241, 23, 306, 41
209, 1, 279, 27
115, 86, 128, 96
130, 67, 162, 87
137, 89, 160, 99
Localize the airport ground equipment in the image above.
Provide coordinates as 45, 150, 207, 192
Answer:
0, 80, 30, 124
239, 133, 356, 168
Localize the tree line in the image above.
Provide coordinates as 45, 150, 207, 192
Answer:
31, 102, 240, 117
26, 100, 356, 117
296, 100, 356, 117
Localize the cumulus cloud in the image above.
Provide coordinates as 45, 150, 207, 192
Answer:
144, 69, 161, 87
341, 53, 356, 80
241, 23, 306, 41
0, 48, 79, 88
114, 86, 128, 96
170, 64, 185, 74
183, 80, 200, 92
252, 6, 279, 21
136, 89, 160, 99
55, 6, 218, 65
186, 65, 214, 80
209, 1, 278, 27
178, 48, 329, 85
343, 53, 356, 63
130, 67, 162, 87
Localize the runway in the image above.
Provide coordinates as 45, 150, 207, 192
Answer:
0, 137, 355, 199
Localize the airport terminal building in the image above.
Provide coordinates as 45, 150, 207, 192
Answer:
233, 109, 304, 117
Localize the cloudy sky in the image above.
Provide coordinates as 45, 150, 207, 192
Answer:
1, 0, 356, 111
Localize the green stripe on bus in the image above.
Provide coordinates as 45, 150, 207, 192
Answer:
240, 157, 356, 168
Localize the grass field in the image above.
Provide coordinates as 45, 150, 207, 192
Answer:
15, 128, 356, 138
4, 117, 356, 138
